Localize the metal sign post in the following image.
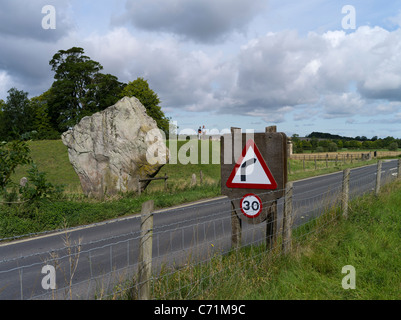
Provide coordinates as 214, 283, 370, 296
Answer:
221, 126, 287, 249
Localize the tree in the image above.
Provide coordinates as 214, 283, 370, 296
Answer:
362, 141, 374, 149
88, 73, 125, 112
47, 47, 127, 132
2, 88, 33, 140
30, 91, 60, 140
48, 47, 104, 131
120, 77, 170, 134
310, 137, 319, 151
349, 140, 362, 149
0, 99, 5, 140
328, 142, 338, 152
301, 140, 312, 151
388, 142, 398, 151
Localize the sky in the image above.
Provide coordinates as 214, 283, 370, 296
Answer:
1, 0, 401, 138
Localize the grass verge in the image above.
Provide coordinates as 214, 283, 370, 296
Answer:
109, 179, 401, 300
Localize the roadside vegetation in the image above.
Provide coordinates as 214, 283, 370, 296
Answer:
109, 178, 401, 300
199, 179, 401, 299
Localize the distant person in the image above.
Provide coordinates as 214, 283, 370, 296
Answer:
198, 126, 202, 140
202, 125, 206, 139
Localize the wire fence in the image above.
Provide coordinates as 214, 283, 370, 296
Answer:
0, 159, 400, 300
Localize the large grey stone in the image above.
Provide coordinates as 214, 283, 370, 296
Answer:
61, 96, 168, 198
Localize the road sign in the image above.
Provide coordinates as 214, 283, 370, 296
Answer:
226, 139, 277, 189
221, 127, 287, 225
240, 193, 263, 218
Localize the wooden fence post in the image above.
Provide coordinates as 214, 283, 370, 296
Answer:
375, 160, 382, 196
231, 202, 242, 249
266, 200, 278, 251
138, 200, 154, 300
398, 159, 401, 180
342, 168, 350, 219
282, 182, 293, 255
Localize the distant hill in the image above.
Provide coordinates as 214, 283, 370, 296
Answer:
306, 132, 354, 141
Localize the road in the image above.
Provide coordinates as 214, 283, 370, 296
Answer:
0, 159, 398, 299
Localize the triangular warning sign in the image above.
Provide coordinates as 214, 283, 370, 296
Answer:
226, 139, 277, 189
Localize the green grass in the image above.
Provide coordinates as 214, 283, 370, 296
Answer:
114, 179, 401, 300
287, 158, 379, 181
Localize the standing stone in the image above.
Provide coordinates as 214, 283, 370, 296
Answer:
61, 96, 168, 198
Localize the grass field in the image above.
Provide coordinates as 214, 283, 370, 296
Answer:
11, 139, 386, 194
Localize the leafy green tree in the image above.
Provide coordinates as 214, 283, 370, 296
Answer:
88, 73, 125, 112
388, 142, 398, 151
48, 47, 104, 131
382, 136, 395, 149
30, 91, 60, 140
349, 140, 362, 149
301, 140, 312, 151
2, 88, 34, 140
318, 140, 329, 149
362, 141, 375, 149
328, 142, 338, 152
48, 47, 126, 132
120, 77, 170, 134
310, 137, 318, 151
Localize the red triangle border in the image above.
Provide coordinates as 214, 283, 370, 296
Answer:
226, 139, 278, 190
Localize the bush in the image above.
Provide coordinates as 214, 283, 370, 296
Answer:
19, 163, 64, 203
388, 142, 398, 151
0, 140, 31, 191
328, 142, 338, 152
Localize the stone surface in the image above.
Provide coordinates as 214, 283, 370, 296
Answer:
61, 96, 168, 198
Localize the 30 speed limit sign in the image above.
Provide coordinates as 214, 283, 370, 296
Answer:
240, 193, 263, 218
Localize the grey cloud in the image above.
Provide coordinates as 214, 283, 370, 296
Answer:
0, 0, 72, 42
0, 0, 75, 97
117, 0, 266, 43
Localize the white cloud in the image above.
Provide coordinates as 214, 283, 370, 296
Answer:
82, 28, 234, 112
0, 71, 15, 99
216, 26, 401, 121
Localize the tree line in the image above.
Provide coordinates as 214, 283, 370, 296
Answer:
292, 132, 400, 153
0, 47, 170, 142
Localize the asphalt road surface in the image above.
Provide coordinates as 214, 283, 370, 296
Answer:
0, 159, 398, 299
